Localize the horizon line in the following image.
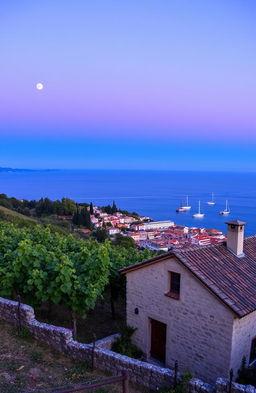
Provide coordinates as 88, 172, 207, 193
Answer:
1, 167, 256, 174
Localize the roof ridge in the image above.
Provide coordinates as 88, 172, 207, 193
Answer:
245, 234, 256, 240
174, 241, 224, 254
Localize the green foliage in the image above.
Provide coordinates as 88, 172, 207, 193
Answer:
112, 233, 136, 249
0, 194, 33, 216
111, 325, 143, 359
157, 372, 193, 393
73, 206, 92, 229
101, 201, 139, 218
36, 197, 76, 216
0, 223, 110, 327
0, 210, 37, 229
0, 193, 77, 217
236, 356, 256, 387
0, 219, 156, 334
101, 201, 117, 215
93, 228, 109, 243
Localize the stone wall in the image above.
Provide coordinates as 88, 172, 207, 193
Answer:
188, 378, 256, 393
0, 296, 255, 393
95, 333, 120, 350
0, 296, 73, 352
0, 296, 174, 390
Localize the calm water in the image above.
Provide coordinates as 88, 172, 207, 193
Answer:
1, 170, 256, 236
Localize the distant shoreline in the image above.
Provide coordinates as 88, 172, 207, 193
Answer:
0, 168, 60, 173
1, 168, 256, 174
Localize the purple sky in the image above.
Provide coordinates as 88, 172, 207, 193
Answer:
0, 1, 256, 169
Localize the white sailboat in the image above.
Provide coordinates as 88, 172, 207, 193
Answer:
207, 192, 216, 205
219, 200, 230, 215
181, 196, 191, 210
193, 200, 204, 218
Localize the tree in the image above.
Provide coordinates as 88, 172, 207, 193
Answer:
73, 207, 92, 229
90, 202, 94, 215
0, 221, 156, 337
61, 198, 76, 215
112, 234, 136, 249
69, 243, 110, 338
80, 208, 92, 229
112, 201, 117, 213
35, 198, 54, 216
0, 222, 111, 339
93, 228, 108, 243
72, 207, 79, 225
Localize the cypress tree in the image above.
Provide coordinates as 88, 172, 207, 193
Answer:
112, 201, 117, 213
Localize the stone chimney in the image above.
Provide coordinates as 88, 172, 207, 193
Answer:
226, 220, 246, 257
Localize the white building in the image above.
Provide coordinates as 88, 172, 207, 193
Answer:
108, 228, 121, 235
132, 221, 174, 231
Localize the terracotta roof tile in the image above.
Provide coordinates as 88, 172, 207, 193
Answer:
174, 236, 256, 317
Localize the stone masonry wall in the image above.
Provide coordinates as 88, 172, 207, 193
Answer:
188, 378, 256, 393
230, 311, 256, 375
0, 296, 255, 393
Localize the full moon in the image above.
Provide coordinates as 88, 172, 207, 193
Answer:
36, 82, 44, 90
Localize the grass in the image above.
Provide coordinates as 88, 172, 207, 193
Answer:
0, 207, 71, 235
0, 206, 37, 222
0, 320, 146, 393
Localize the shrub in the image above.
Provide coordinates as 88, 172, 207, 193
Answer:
111, 325, 143, 359
236, 356, 256, 387
157, 372, 193, 393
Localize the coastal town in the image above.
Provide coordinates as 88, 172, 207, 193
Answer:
58, 205, 226, 251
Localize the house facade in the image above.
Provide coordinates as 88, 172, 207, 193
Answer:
121, 221, 256, 384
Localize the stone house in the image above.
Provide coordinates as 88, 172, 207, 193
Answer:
120, 221, 256, 384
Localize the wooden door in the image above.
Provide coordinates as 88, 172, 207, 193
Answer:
150, 319, 166, 362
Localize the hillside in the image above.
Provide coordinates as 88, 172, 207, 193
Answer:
0, 206, 71, 235
0, 205, 37, 222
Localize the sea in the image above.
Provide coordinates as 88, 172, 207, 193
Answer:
1, 170, 256, 236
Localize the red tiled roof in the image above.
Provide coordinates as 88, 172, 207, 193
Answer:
175, 237, 256, 317
120, 236, 256, 318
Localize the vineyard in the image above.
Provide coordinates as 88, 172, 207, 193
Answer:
0, 221, 153, 338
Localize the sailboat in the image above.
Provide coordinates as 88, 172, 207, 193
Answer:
207, 192, 216, 205
193, 200, 204, 218
176, 200, 186, 212
181, 196, 191, 210
219, 200, 230, 215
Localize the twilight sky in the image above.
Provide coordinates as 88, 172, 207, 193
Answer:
1, 0, 256, 170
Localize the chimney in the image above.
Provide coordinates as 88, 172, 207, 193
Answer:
226, 220, 246, 257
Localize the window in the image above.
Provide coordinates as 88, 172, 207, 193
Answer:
165, 272, 180, 299
250, 338, 256, 364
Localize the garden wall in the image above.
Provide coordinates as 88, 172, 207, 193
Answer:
0, 296, 255, 392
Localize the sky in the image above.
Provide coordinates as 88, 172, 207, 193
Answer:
0, 0, 256, 170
